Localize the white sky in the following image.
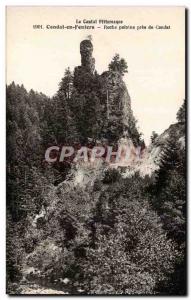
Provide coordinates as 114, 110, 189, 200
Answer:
6, 6, 185, 145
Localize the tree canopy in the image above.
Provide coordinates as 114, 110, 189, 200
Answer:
108, 54, 128, 76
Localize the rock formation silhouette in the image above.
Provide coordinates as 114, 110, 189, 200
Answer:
71, 39, 141, 145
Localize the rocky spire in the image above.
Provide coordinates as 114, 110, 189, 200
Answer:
80, 40, 95, 74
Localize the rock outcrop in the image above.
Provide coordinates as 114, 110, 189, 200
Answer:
72, 39, 141, 145
73, 40, 95, 90
80, 39, 95, 73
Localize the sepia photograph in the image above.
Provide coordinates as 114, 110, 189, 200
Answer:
6, 6, 186, 295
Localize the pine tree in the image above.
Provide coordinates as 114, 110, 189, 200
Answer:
108, 54, 128, 76
151, 131, 158, 144
177, 99, 186, 123
58, 67, 73, 99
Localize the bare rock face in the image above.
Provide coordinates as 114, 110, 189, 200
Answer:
80, 39, 95, 73
72, 39, 141, 145
100, 71, 133, 141
73, 39, 95, 90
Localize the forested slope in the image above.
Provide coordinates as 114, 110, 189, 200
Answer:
6, 40, 186, 295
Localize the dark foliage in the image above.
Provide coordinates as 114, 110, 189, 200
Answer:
6, 79, 186, 295
108, 54, 128, 76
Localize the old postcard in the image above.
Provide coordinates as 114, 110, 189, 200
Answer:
6, 6, 186, 295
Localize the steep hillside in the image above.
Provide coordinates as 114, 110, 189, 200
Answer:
68, 39, 141, 145
6, 40, 186, 295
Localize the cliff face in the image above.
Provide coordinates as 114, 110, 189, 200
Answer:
100, 71, 134, 142
73, 40, 95, 91
71, 39, 141, 145
146, 122, 185, 166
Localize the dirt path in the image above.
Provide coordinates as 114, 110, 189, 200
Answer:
18, 283, 68, 295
